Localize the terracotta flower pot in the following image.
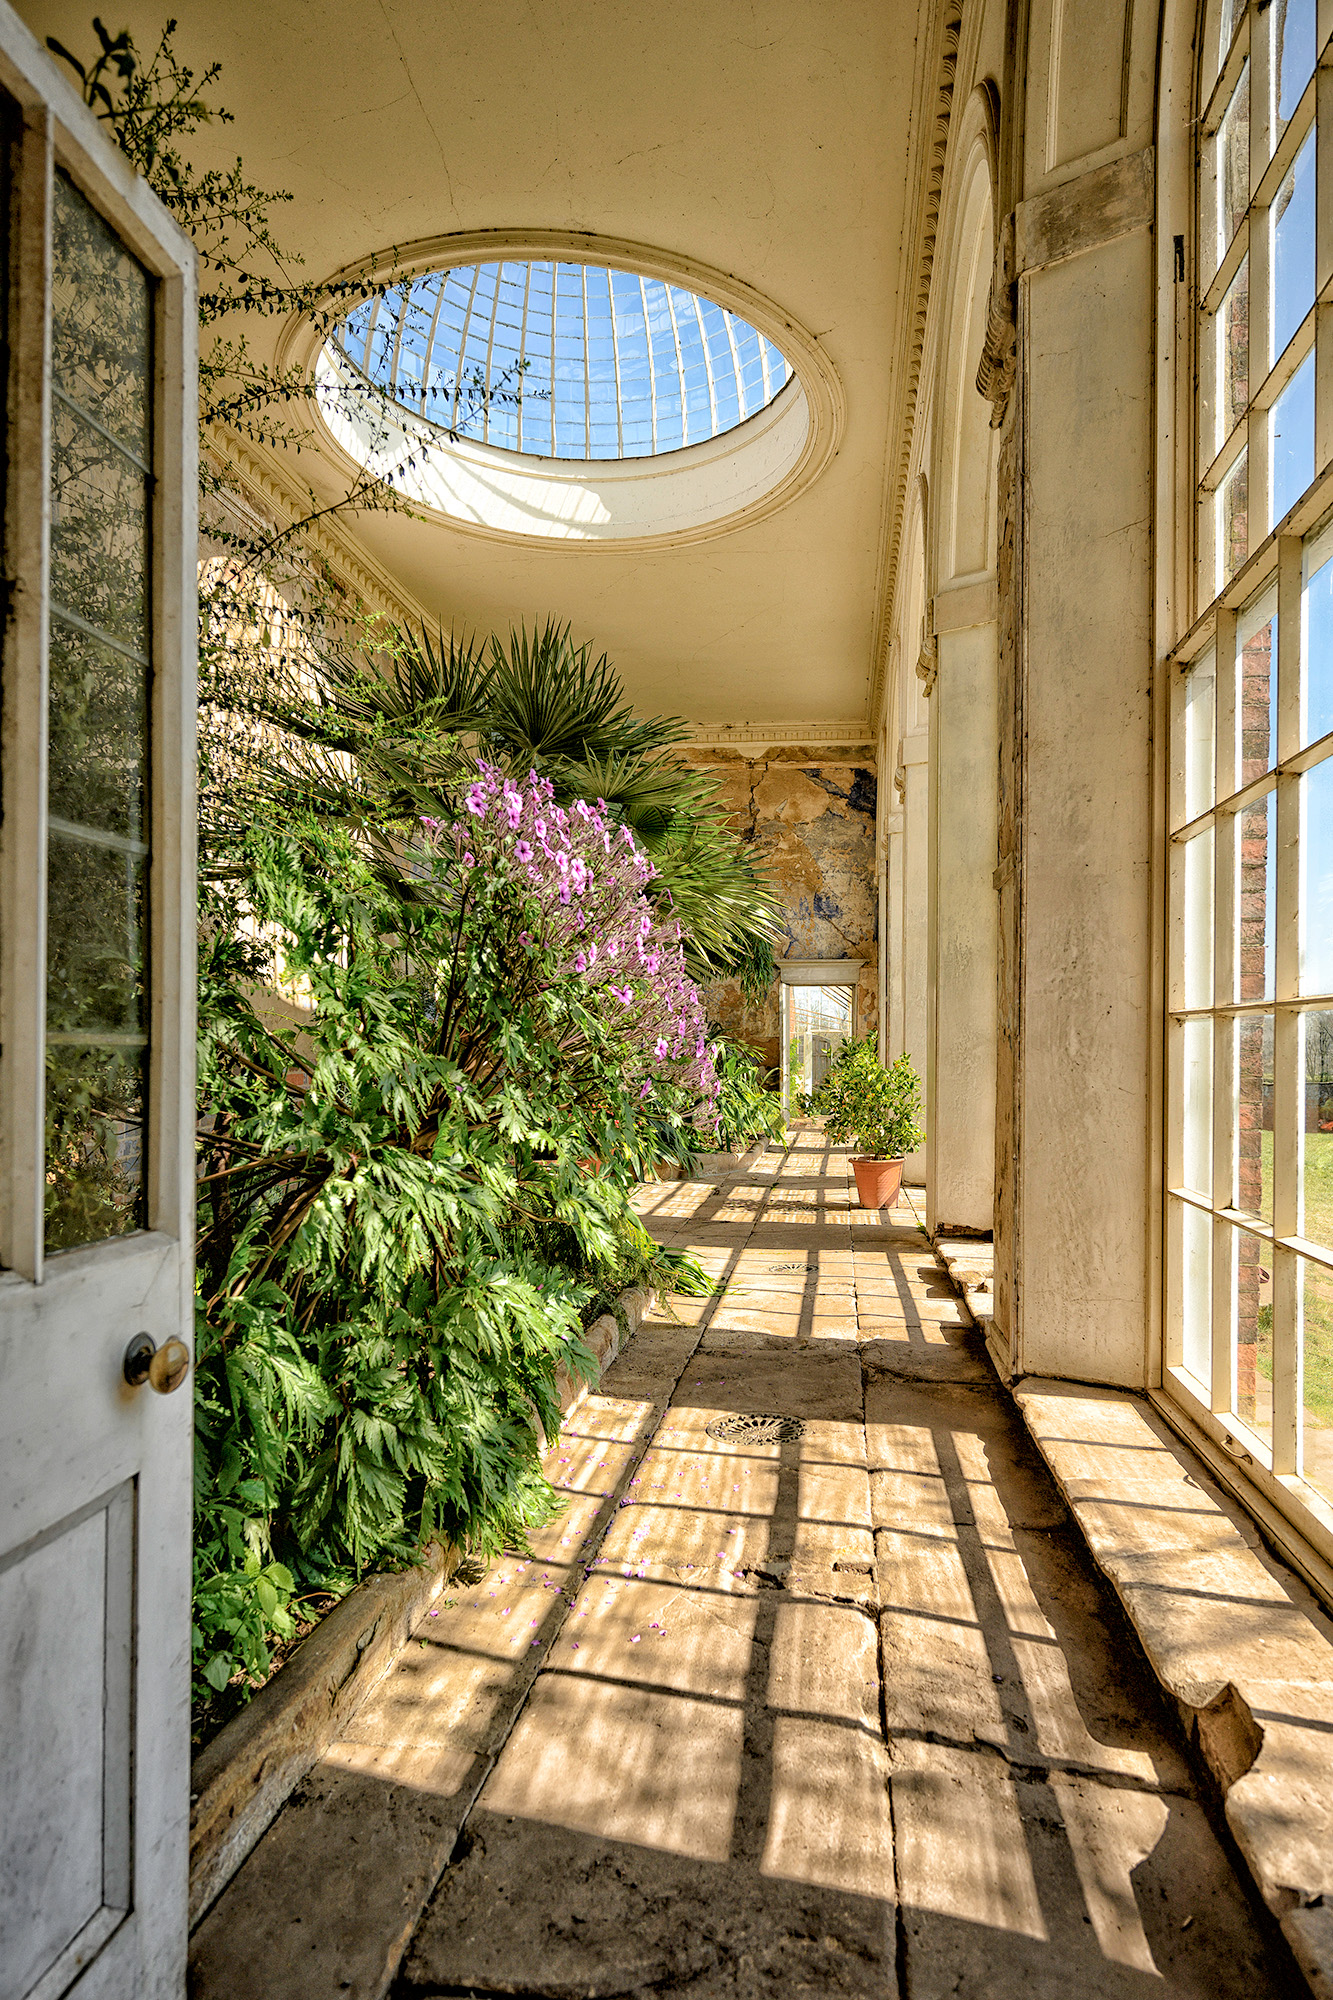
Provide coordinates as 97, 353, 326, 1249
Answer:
852, 1156, 903, 1211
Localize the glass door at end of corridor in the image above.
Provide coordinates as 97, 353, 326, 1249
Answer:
0, 12, 198, 2000
781, 980, 855, 1115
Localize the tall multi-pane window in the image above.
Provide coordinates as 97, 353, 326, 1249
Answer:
1166, 0, 1333, 1559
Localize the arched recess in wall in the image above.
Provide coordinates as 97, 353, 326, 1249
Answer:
931, 89, 1001, 588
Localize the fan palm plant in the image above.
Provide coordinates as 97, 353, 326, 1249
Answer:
215, 612, 783, 989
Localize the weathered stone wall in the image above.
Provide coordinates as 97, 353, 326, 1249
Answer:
683, 751, 878, 1078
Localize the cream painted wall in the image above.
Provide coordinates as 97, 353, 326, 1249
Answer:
927, 617, 999, 1235
1017, 224, 1154, 1387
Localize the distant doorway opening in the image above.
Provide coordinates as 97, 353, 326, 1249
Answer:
779, 962, 862, 1115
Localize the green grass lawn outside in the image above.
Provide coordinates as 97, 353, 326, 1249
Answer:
1259, 1130, 1333, 1429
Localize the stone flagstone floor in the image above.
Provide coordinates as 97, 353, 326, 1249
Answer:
191, 1131, 1302, 2000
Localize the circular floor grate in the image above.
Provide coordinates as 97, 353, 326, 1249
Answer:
704, 1412, 806, 1444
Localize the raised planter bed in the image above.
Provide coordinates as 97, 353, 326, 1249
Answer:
686, 1138, 768, 1180
188, 1279, 657, 1928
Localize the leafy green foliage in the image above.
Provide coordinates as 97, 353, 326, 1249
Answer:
703, 1039, 788, 1153
235, 614, 784, 987
808, 1038, 924, 1160
192, 807, 705, 1736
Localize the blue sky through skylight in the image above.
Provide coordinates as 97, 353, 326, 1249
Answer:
336, 261, 793, 460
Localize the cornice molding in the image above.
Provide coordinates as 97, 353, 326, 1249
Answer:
868, 0, 965, 735
685, 723, 875, 755
205, 426, 434, 627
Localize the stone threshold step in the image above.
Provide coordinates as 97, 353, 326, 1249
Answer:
1013, 1376, 1333, 2000
933, 1235, 995, 1326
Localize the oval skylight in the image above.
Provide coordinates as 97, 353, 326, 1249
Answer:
334, 261, 794, 462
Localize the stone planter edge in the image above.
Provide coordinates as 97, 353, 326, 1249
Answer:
188, 1277, 657, 1928
685, 1137, 767, 1181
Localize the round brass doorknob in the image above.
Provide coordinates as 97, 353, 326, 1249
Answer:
149, 1337, 190, 1394
123, 1333, 190, 1394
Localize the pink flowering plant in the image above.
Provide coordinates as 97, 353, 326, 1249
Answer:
423, 758, 720, 1146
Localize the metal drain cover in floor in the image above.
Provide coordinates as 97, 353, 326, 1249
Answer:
704, 1412, 806, 1443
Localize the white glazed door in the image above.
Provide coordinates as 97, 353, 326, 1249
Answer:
0, 9, 197, 1999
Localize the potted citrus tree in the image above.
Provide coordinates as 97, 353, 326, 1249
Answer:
808, 1038, 924, 1211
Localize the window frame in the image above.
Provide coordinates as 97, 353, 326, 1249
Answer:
1158, 0, 1333, 1581
0, 20, 197, 1284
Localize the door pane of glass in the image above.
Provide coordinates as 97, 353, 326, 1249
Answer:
1303, 1011, 1333, 1247
1272, 127, 1316, 361
1300, 759, 1333, 994
1300, 1255, 1333, 1502
1270, 347, 1315, 527
1236, 1011, 1274, 1221
44, 173, 151, 1254
1237, 791, 1276, 1002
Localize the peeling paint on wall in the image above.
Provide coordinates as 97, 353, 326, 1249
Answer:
683, 752, 879, 1077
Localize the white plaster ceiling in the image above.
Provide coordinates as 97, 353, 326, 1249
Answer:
23, 0, 923, 729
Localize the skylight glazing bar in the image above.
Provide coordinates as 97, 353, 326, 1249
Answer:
516, 262, 532, 454
690, 292, 719, 437
388, 283, 410, 405
663, 284, 690, 444
450, 265, 483, 432
581, 264, 592, 454
480, 269, 503, 443
607, 268, 625, 456
637, 275, 659, 454
550, 265, 559, 455
759, 331, 774, 403
721, 308, 747, 417
420, 276, 449, 426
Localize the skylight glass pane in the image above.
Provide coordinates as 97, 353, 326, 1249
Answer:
333, 259, 794, 461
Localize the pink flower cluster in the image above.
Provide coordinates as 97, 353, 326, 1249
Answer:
439, 760, 720, 1107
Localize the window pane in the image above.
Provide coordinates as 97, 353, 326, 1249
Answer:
1218, 254, 1249, 444
1216, 64, 1251, 264
1218, 448, 1249, 587
1300, 1255, 1333, 1503
1238, 602, 1276, 780
1270, 346, 1315, 528
1303, 1012, 1333, 1246
1302, 541, 1333, 746
1231, 1224, 1274, 1448
1182, 1016, 1213, 1196
1182, 1201, 1213, 1384
1272, 0, 1317, 145
1185, 651, 1217, 820
1302, 759, 1333, 994
45, 175, 151, 1254
1271, 127, 1316, 361
1237, 792, 1276, 1002
1182, 827, 1215, 1008
1236, 1012, 1274, 1222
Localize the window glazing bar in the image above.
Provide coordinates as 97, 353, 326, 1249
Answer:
450, 265, 483, 432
